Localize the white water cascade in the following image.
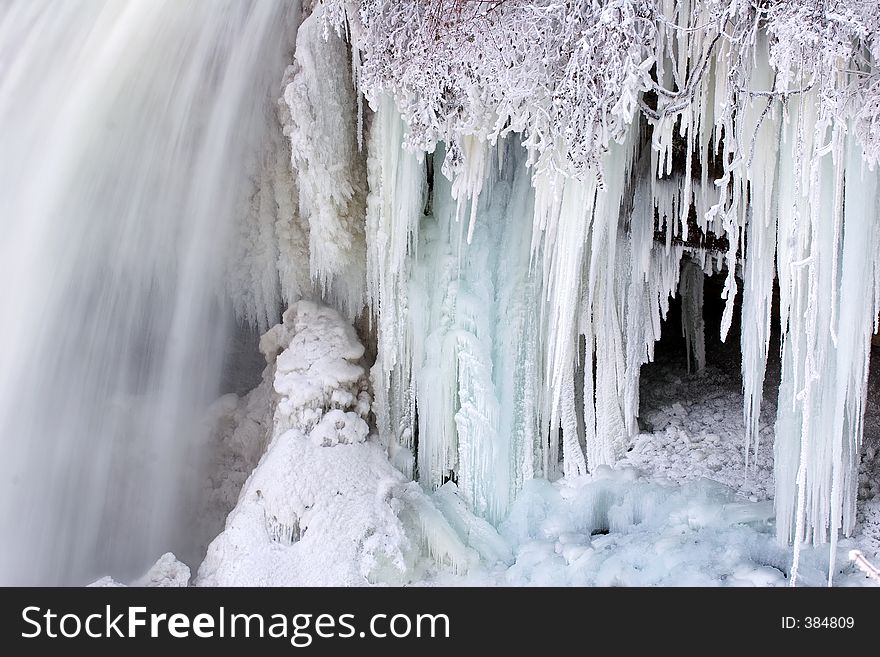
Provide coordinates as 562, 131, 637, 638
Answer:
0, 0, 299, 585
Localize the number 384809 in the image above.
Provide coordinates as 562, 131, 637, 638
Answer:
781, 617, 855, 629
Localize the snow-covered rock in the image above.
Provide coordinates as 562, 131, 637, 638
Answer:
197, 301, 490, 586
88, 553, 190, 588
132, 553, 191, 587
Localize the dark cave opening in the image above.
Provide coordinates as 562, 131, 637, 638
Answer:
635, 256, 880, 507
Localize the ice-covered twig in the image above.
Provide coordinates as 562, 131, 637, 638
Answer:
849, 550, 880, 582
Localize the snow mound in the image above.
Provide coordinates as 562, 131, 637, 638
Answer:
87, 553, 190, 588
261, 301, 366, 434
198, 301, 497, 586
191, 368, 276, 564
86, 577, 126, 588
309, 409, 369, 447
132, 553, 191, 588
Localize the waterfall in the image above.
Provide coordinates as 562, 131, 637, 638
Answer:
0, 0, 299, 584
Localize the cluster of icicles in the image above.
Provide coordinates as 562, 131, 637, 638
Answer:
244, 6, 880, 585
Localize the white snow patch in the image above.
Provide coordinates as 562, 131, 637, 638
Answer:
622, 360, 775, 502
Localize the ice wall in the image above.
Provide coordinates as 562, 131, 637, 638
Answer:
368, 111, 688, 523
409, 139, 542, 523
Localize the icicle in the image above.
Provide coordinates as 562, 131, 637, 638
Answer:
824, 130, 879, 583
740, 34, 781, 474
585, 130, 640, 468
332, 7, 880, 576
447, 135, 488, 245
365, 95, 426, 477
535, 171, 597, 476
560, 362, 588, 478
621, 179, 685, 443
534, 124, 660, 474
773, 87, 880, 585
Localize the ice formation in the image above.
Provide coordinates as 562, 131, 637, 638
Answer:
206, 300, 879, 587
268, 1, 880, 585
281, 11, 368, 319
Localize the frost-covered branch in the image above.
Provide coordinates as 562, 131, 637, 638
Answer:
318, 0, 880, 173
849, 549, 880, 582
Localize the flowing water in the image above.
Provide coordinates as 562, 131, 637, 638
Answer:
0, 0, 298, 584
